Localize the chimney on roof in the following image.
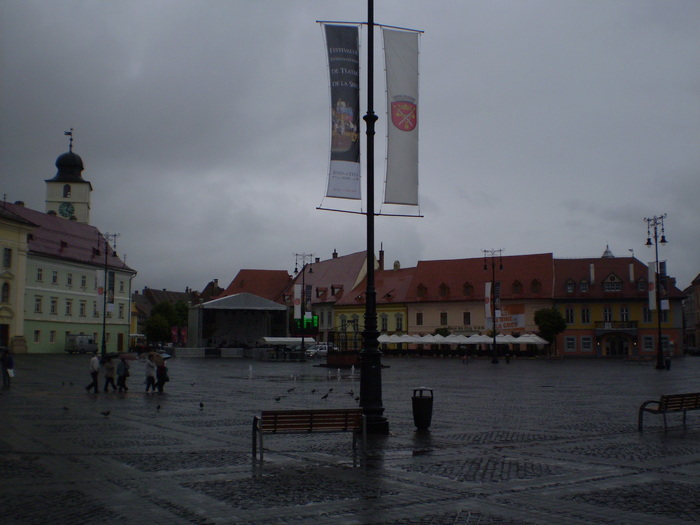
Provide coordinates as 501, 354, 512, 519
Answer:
629, 263, 635, 282
590, 263, 595, 284
332, 249, 338, 259
315, 257, 320, 263
379, 247, 384, 271
14, 201, 25, 206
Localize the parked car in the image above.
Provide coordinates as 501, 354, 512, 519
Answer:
305, 343, 336, 358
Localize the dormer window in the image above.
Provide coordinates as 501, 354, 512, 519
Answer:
566, 280, 575, 293
530, 279, 542, 293
438, 283, 449, 297
463, 282, 473, 296
637, 279, 646, 292
603, 274, 622, 292
417, 284, 427, 298
512, 280, 523, 294
579, 280, 589, 293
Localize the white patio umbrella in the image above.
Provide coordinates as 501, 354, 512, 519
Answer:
419, 334, 437, 344
516, 334, 548, 345
377, 334, 392, 344
465, 334, 491, 344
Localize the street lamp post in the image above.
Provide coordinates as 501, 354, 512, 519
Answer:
483, 249, 503, 364
644, 214, 668, 370
294, 253, 313, 354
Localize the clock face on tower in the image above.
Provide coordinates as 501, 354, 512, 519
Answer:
59, 202, 75, 218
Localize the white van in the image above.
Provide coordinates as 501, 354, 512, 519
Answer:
64, 334, 98, 354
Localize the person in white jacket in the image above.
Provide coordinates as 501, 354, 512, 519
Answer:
85, 352, 100, 393
144, 355, 157, 393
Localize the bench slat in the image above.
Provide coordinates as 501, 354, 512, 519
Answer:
639, 392, 700, 431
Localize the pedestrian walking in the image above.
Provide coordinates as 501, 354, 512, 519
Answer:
144, 354, 157, 393
156, 362, 169, 393
116, 357, 130, 392
103, 358, 117, 392
1, 347, 14, 389
85, 352, 100, 393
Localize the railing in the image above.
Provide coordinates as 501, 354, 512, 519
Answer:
595, 321, 638, 331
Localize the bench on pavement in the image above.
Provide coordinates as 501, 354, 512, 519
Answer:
252, 408, 366, 460
638, 392, 700, 431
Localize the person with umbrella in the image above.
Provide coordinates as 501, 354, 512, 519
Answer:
116, 356, 131, 393
103, 357, 117, 392
144, 354, 157, 393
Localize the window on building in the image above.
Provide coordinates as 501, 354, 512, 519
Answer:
416, 312, 423, 326
417, 284, 427, 298
565, 336, 576, 352
642, 335, 654, 351
660, 309, 669, 323
118, 303, 125, 319
581, 308, 591, 324
643, 307, 652, 323
582, 337, 592, 352
395, 314, 403, 332
81, 275, 87, 288
52, 270, 58, 284
565, 307, 574, 324
530, 280, 542, 293
67, 273, 73, 286
34, 330, 40, 343
2, 248, 11, 268
63, 184, 71, 198
93, 301, 99, 317
380, 314, 388, 332
603, 307, 613, 322
579, 280, 589, 293
37, 268, 43, 281
50, 298, 58, 315
80, 301, 87, 317
440, 312, 448, 325
463, 282, 473, 296
637, 279, 646, 292
340, 315, 347, 331
512, 281, 523, 294
34, 296, 43, 313
566, 280, 575, 293
438, 283, 449, 297
463, 311, 471, 326
50, 331, 56, 343
603, 281, 622, 292
620, 306, 629, 322
1, 282, 9, 303
65, 299, 73, 316
119, 280, 125, 293
351, 314, 360, 329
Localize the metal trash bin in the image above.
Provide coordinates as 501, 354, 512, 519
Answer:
412, 387, 434, 430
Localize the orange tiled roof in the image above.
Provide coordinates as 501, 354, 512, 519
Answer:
219, 269, 292, 303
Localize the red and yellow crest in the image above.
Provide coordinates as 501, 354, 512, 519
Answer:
391, 101, 417, 132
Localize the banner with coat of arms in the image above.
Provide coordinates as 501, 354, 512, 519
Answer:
383, 28, 419, 205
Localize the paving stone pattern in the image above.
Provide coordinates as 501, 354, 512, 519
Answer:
1, 355, 700, 524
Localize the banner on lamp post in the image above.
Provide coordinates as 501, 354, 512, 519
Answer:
383, 28, 419, 205
324, 24, 361, 200
648, 263, 656, 310
294, 284, 302, 319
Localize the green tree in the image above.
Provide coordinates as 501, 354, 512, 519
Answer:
150, 302, 177, 327
534, 307, 567, 356
144, 314, 171, 344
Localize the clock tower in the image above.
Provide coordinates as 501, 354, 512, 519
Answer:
45, 131, 92, 224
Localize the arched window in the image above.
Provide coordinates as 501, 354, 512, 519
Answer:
1, 282, 9, 303
463, 282, 473, 296
63, 184, 71, 198
566, 279, 576, 293
531, 280, 542, 293
512, 280, 523, 294
417, 284, 427, 298
438, 283, 449, 297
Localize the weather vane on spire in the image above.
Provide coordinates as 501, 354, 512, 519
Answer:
64, 128, 74, 152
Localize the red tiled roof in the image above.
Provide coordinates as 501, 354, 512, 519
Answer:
2, 202, 134, 272
219, 269, 292, 303
404, 253, 554, 302
553, 257, 684, 299
336, 266, 416, 306
285, 250, 369, 305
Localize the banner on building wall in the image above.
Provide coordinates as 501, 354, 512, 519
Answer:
648, 263, 656, 310
294, 284, 302, 319
487, 304, 525, 330
383, 28, 420, 205
484, 282, 492, 318
324, 24, 361, 200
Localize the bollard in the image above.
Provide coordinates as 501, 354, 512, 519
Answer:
412, 387, 434, 430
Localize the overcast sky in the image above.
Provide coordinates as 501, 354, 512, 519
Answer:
2, 0, 699, 294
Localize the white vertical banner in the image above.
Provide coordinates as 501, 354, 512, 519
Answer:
294, 284, 302, 319
383, 28, 419, 205
648, 263, 656, 310
485, 282, 492, 318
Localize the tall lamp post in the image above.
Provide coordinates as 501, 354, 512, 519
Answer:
483, 249, 503, 364
644, 214, 668, 370
294, 253, 313, 354
100, 232, 119, 357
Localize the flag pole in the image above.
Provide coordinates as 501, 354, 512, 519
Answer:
360, 0, 389, 434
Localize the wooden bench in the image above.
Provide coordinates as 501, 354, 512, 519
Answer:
252, 408, 366, 460
638, 392, 700, 431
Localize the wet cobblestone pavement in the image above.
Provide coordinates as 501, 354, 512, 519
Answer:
1, 354, 699, 524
